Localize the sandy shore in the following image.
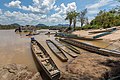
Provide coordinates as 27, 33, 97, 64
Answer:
60, 27, 120, 80
72, 27, 120, 45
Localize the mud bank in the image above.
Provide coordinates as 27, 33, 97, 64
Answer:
60, 53, 120, 80
0, 64, 41, 80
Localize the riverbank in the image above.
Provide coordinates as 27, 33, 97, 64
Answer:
60, 27, 120, 80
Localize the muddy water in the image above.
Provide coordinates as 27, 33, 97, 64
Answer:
0, 29, 118, 73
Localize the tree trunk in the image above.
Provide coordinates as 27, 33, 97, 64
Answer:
81, 19, 84, 27
73, 19, 76, 31
69, 19, 72, 28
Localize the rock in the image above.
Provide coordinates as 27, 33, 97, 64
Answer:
61, 53, 120, 80
0, 64, 41, 80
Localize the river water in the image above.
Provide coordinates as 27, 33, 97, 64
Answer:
0, 29, 118, 72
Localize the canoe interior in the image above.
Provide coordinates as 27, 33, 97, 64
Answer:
53, 40, 78, 58
46, 40, 68, 62
65, 44, 80, 54
55, 38, 80, 54
31, 40, 60, 80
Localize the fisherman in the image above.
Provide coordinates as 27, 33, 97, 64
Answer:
18, 26, 22, 32
31, 37, 35, 41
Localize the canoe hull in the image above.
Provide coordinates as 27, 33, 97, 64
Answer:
46, 40, 68, 62
31, 40, 60, 80
59, 38, 119, 57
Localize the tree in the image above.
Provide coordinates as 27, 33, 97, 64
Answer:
90, 10, 120, 28
78, 9, 87, 27
72, 11, 79, 30
65, 12, 74, 28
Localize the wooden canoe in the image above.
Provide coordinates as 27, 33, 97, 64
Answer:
31, 39, 60, 80
53, 40, 78, 58
64, 44, 80, 54
46, 40, 68, 62
55, 38, 80, 54
89, 28, 116, 34
55, 32, 102, 40
59, 38, 120, 57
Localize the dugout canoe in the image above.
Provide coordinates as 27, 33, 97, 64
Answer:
31, 39, 60, 80
46, 40, 68, 62
59, 38, 120, 57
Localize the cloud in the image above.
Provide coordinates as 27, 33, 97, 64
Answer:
5, 0, 21, 8
86, 0, 113, 15
0, 10, 48, 25
49, 2, 77, 24
3, 1, 77, 25
5, 0, 56, 14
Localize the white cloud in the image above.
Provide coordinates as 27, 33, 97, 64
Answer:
5, 0, 56, 13
48, 2, 77, 24
3, 1, 77, 25
66, 2, 77, 12
86, 0, 113, 15
0, 10, 48, 25
5, 0, 21, 8
54, 2, 77, 15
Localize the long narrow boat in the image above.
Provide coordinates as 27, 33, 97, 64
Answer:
55, 38, 80, 54
59, 38, 120, 57
64, 44, 80, 54
46, 40, 68, 62
31, 39, 60, 80
55, 32, 102, 40
53, 40, 78, 58
89, 28, 116, 34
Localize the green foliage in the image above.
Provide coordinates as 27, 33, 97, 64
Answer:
72, 11, 79, 30
82, 25, 100, 29
65, 11, 75, 27
0, 25, 18, 30
90, 9, 120, 29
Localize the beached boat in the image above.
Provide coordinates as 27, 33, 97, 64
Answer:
31, 39, 60, 80
59, 38, 120, 57
55, 32, 102, 40
55, 38, 80, 54
46, 40, 68, 62
92, 31, 111, 39
89, 28, 116, 34
64, 44, 80, 54
53, 40, 78, 58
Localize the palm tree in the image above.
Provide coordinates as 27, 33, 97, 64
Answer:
65, 12, 74, 29
72, 11, 79, 31
79, 9, 87, 27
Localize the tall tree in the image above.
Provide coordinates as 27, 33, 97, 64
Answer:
65, 12, 74, 28
79, 9, 87, 27
72, 11, 79, 30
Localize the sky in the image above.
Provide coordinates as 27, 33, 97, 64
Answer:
0, 0, 120, 26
